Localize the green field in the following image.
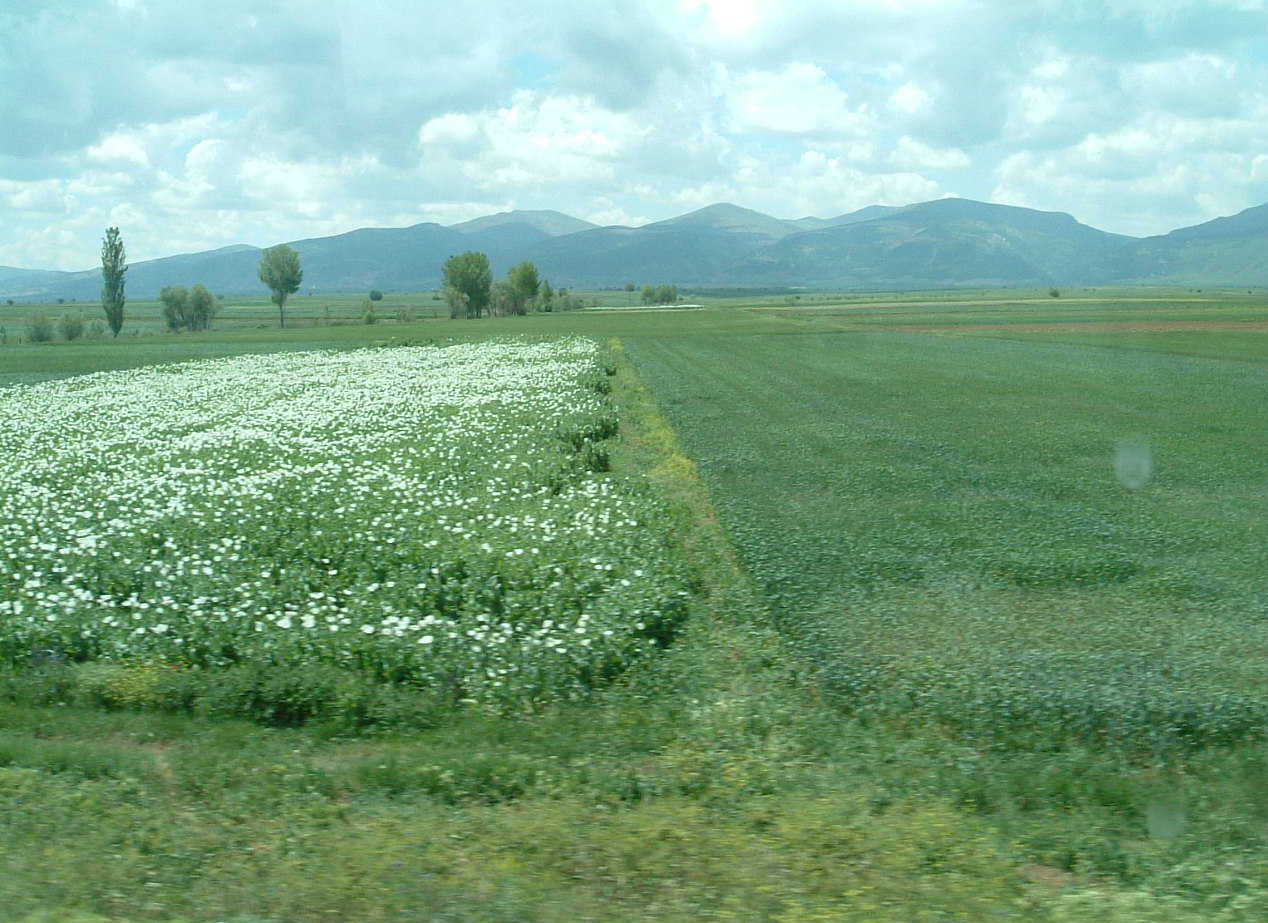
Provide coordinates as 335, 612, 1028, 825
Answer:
627, 328, 1268, 749
4, 290, 1268, 920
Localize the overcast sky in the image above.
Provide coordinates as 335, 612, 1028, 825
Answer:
3, 0, 1268, 269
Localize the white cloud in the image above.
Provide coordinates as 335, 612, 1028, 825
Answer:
421, 91, 648, 191
86, 133, 151, 168
419, 114, 480, 147
669, 149, 944, 220
1121, 53, 1244, 117
0, 179, 74, 214
581, 200, 656, 227
727, 62, 872, 135
780, 150, 942, 216
682, 0, 766, 36
890, 136, 970, 170
992, 113, 1268, 235
414, 200, 514, 225
889, 83, 932, 115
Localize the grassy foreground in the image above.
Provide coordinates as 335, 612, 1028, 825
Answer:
4, 291, 1268, 919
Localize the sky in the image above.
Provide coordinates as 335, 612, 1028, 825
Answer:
3, 0, 1268, 270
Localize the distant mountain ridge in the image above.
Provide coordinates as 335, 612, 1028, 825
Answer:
734, 198, 1135, 289
4, 198, 1268, 299
450, 209, 598, 237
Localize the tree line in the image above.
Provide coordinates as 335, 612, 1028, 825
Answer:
17, 231, 656, 342
441, 251, 578, 318
641, 284, 679, 305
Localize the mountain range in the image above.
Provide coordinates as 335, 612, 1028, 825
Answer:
4, 198, 1267, 300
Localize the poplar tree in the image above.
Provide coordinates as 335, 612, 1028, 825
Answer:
189, 284, 217, 331
100, 227, 127, 337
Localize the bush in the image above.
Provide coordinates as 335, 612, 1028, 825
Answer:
396, 306, 415, 323
1049, 287, 1061, 298
58, 314, 84, 341
87, 319, 106, 339
26, 315, 53, 343
369, 290, 383, 302
362, 301, 378, 324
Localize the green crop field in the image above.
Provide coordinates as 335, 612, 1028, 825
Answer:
4, 289, 1268, 920
627, 328, 1268, 749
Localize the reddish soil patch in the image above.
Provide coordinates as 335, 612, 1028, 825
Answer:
764, 297, 1226, 312
899, 320, 1268, 334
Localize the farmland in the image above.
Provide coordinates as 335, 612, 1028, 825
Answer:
626, 328, 1268, 750
0, 340, 688, 713
4, 289, 1268, 920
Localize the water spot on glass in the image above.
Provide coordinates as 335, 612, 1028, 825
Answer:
1146, 799, 1187, 840
1114, 437, 1153, 490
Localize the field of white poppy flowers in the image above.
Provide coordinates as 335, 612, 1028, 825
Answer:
0, 338, 689, 708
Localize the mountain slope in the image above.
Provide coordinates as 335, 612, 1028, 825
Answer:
1121, 202, 1268, 284
826, 204, 908, 227
737, 198, 1133, 288
0, 266, 77, 297
523, 223, 771, 289
520, 202, 800, 287
451, 209, 597, 237
648, 202, 798, 238
286, 222, 555, 290
788, 206, 906, 233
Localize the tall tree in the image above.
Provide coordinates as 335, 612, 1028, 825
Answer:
443, 285, 469, 319
257, 245, 303, 328
441, 251, 492, 318
189, 284, 217, 331
506, 261, 541, 315
100, 227, 127, 337
158, 285, 189, 331
490, 280, 516, 317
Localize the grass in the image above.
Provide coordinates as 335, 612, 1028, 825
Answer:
5, 288, 1268, 918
